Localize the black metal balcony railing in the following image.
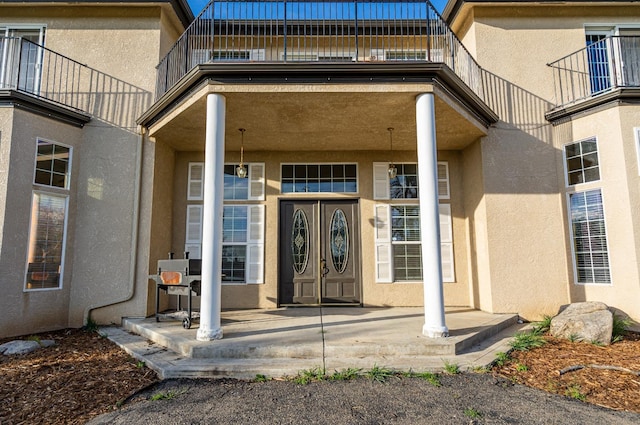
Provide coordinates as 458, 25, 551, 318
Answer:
156, 0, 485, 101
0, 35, 152, 128
0, 36, 91, 111
548, 36, 640, 107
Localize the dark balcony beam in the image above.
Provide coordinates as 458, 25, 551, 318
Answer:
138, 61, 498, 129
0, 89, 91, 127
546, 87, 640, 122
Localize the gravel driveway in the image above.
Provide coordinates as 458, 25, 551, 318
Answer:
88, 374, 640, 424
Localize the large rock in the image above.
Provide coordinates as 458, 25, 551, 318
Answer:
0, 339, 56, 355
550, 302, 613, 345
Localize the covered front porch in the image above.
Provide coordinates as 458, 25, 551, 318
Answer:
141, 77, 495, 341
138, 0, 499, 344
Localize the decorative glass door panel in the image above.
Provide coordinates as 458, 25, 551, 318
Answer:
279, 200, 360, 305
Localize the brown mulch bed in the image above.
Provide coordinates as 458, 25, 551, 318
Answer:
493, 332, 640, 413
0, 329, 158, 425
1, 328, 639, 424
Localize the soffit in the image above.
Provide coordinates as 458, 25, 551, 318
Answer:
148, 85, 488, 152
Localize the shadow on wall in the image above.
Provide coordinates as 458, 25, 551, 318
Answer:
74, 69, 152, 132
82, 71, 152, 132
482, 69, 554, 144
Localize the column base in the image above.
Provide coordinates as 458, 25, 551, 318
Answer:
422, 324, 449, 338
196, 327, 223, 341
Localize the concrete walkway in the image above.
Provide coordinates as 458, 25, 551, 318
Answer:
102, 307, 526, 379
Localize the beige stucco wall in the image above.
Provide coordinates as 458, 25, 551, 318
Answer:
553, 105, 640, 321
455, 6, 640, 101
0, 108, 13, 254
450, 3, 640, 320
0, 5, 185, 329
167, 148, 470, 310
0, 109, 83, 338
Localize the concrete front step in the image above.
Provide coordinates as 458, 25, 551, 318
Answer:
120, 308, 519, 359
102, 321, 527, 379
108, 308, 526, 379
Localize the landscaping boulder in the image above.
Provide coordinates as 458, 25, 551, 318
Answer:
550, 302, 613, 345
0, 339, 56, 355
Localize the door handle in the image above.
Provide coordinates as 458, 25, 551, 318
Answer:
320, 258, 329, 278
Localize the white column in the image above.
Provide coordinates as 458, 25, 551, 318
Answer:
197, 93, 225, 341
416, 92, 449, 338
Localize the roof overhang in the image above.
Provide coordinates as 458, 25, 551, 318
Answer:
139, 62, 498, 130
0, 0, 194, 27
443, 0, 640, 24
546, 88, 640, 123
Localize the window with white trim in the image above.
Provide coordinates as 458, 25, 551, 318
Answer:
569, 189, 611, 284
391, 205, 422, 281
373, 162, 449, 200
281, 164, 357, 193
374, 203, 455, 283
0, 25, 46, 92
282, 52, 355, 61
185, 162, 265, 284
34, 139, 71, 189
222, 205, 248, 282
564, 138, 600, 186
370, 49, 443, 62
187, 162, 265, 201
190, 49, 265, 65
25, 138, 70, 291
25, 192, 68, 290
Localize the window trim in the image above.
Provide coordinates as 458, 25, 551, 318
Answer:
374, 202, 455, 284
373, 161, 450, 200
390, 204, 422, 283
566, 189, 612, 286
280, 162, 359, 195
32, 138, 72, 191
188, 161, 265, 201
562, 137, 601, 188
635, 127, 640, 176
184, 204, 265, 285
23, 190, 69, 292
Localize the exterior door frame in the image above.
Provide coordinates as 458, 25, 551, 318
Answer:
278, 198, 362, 306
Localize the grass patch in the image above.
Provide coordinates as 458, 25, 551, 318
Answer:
567, 333, 581, 342
565, 384, 586, 401
494, 351, 511, 367
515, 363, 529, 372
443, 361, 460, 375
531, 315, 553, 335
136, 361, 146, 368
329, 368, 361, 381
25, 335, 42, 344
408, 371, 441, 387
150, 389, 185, 401
292, 367, 326, 385
84, 317, 99, 333
510, 332, 546, 351
612, 314, 632, 343
254, 374, 270, 382
464, 407, 482, 419
365, 365, 394, 383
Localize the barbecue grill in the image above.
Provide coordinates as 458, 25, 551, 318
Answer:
151, 253, 201, 329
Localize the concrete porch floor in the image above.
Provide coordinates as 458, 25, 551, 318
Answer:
102, 307, 526, 379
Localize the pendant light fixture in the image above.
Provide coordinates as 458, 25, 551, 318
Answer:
387, 127, 397, 179
236, 128, 247, 179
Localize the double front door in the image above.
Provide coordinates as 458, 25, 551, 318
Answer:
279, 200, 360, 305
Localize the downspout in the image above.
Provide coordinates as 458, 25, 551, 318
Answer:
82, 126, 145, 325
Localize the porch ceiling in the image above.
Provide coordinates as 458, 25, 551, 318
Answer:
147, 84, 488, 152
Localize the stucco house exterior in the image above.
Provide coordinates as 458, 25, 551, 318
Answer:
1, 0, 638, 339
